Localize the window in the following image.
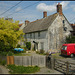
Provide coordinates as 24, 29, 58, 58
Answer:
62, 46, 67, 50
41, 42, 44, 50
30, 33, 32, 39
63, 20, 65, 27
34, 33, 35, 39
38, 32, 40, 37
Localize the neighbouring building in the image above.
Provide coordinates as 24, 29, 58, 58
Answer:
5, 18, 13, 22
23, 3, 73, 52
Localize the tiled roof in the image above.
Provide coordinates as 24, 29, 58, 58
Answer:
23, 13, 58, 33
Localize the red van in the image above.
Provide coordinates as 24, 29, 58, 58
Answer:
61, 43, 75, 57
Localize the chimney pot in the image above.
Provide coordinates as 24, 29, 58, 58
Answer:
43, 11, 47, 18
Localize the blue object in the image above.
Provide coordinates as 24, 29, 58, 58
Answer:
14, 48, 24, 52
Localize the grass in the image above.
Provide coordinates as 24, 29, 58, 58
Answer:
7, 65, 40, 74
13, 53, 30, 56
51, 53, 65, 59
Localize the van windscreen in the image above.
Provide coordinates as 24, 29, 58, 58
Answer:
62, 46, 67, 50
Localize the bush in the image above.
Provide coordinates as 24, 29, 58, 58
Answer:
0, 59, 6, 66
0, 52, 8, 56
65, 35, 75, 43
7, 51, 14, 56
1, 60, 6, 66
16, 44, 21, 48
26, 42, 31, 50
36, 51, 40, 54
40, 49, 45, 54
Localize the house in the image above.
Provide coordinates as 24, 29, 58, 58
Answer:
19, 23, 26, 30
23, 3, 73, 52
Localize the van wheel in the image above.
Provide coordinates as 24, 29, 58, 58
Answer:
70, 54, 74, 58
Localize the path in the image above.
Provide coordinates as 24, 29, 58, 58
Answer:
0, 65, 9, 74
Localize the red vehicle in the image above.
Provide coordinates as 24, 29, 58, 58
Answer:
61, 43, 75, 57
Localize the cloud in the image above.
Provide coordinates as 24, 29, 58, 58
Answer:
60, 1, 70, 10
15, 7, 22, 12
36, 1, 70, 12
36, 3, 56, 12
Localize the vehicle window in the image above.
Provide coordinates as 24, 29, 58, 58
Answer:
62, 46, 67, 50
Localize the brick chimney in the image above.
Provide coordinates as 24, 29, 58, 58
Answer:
25, 20, 30, 25
43, 11, 47, 18
57, 3, 62, 15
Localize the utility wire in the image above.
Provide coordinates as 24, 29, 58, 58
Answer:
6, 1, 40, 17
0, 1, 22, 16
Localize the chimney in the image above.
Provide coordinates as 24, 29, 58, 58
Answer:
57, 3, 62, 15
43, 11, 47, 18
25, 20, 30, 25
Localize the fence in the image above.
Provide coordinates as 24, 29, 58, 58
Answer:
46, 56, 75, 74
11, 55, 46, 67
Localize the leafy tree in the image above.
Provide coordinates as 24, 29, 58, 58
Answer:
65, 35, 75, 43
0, 18, 24, 51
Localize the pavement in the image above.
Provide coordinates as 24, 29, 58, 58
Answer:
0, 65, 9, 74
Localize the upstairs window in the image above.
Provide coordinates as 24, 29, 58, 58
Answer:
38, 32, 40, 37
30, 33, 32, 39
34, 33, 35, 39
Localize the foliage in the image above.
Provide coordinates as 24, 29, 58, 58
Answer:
0, 59, 6, 66
7, 64, 40, 74
26, 42, 31, 50
65, 35, 75, 43
0, 18, 24, 50
7, 51, 14, 56
0, 51, 8, 56
16, 44, 21, 48
0, 40, 13, 52
40, 49, 45, 54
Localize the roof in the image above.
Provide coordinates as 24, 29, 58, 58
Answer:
19, 23, 23, 27
23, 13, 58, 33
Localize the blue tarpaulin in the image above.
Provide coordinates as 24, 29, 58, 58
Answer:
14, 48, 24, 52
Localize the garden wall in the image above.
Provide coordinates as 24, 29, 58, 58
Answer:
14, 55, 46, 67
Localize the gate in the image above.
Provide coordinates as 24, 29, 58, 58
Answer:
46, 56, 75, 74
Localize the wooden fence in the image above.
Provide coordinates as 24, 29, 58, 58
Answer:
46, 56, 75, 74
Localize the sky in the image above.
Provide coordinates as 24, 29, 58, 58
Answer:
0, 1, 75, 24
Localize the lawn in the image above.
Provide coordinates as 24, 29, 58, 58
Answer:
7, 65, 40, 74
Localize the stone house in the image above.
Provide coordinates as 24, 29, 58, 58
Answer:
23, 3, 73, 52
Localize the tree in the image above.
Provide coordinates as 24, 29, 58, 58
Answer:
65, 35, 75, 43
0, 18, 24, 51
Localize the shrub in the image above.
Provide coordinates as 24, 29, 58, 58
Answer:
65, 35, 75, 43
7, 51, 13, 56
26, 42, 31, 50
40, 49, 45, 54
36, 51, 40, 54
0, 52, 8, 56
1, 60, 6, 66
16, 44, 21, 48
